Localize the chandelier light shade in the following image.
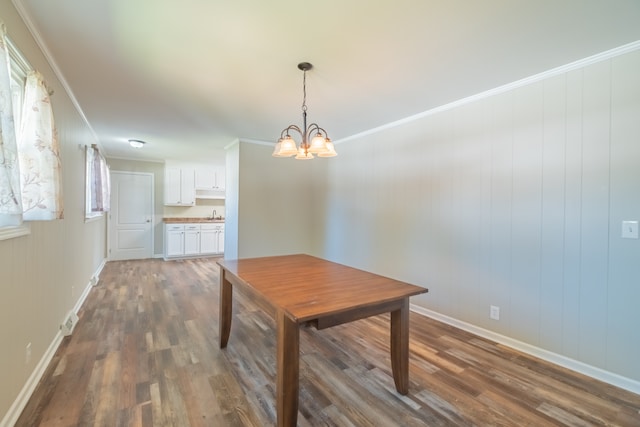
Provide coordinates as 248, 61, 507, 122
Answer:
272, 62, 337, 159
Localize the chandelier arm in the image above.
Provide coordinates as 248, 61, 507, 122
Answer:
306, 123, 329, 138
281, 125, 303, 139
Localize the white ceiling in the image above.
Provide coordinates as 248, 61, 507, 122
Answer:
13, 0, 640, 163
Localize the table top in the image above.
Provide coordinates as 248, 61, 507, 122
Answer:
217, 254, 427, 323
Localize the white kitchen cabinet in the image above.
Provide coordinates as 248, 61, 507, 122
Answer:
200, 224, 217, 254
216, 224, 225, 253
195, 166, 225, 191
165, 224, 185, 257
214, 167, 225, 192
201, 223, 225, 254
165, 222, 224, 259
164, 167, 195, 206
195, 168, 214, 189
183, 224, 201, 255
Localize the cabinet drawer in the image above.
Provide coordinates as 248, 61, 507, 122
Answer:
166, 224, 184, 231
200, 223, 220, 230
185, 224, 200, 231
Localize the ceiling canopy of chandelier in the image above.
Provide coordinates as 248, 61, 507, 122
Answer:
272, 62, 337, 160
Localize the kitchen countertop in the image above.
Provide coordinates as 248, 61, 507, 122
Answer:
164, 217, 225, 223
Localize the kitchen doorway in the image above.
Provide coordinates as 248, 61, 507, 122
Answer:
108, 171, 154, 260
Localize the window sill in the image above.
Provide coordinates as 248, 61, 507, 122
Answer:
85, 212, 105, 223
0, 224, 31, 241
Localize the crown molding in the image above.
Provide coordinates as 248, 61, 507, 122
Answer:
337, 39, 640, 145
237, 137, 274, 147
11, 0, 102, 149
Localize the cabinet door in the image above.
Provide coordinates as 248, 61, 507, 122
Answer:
214, 167, 226, 191
164, 168, 182, 204
165, 167, 196, 206
200, 228, 217, 254
217, 225, 225, 253
195, 168, 216, 189
181, 168, 195, 205
166, 229, 184, 257
184, 225, 200, 255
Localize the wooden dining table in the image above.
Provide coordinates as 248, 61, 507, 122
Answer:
217, 254, 428, 427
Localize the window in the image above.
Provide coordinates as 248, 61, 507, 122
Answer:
85, 145, 110, 219
0, 31, 28, 235
8, 37, 28, 134
0, 27, 63, 239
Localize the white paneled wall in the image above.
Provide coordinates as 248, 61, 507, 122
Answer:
317, 49, 640, 382
607, 51, 640, 376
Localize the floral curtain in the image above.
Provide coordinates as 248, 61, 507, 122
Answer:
88, 145, 110, 212
0, 23, 22, 227
18, 71, 64, 220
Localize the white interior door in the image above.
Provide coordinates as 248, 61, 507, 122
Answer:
109, 171, 153, 260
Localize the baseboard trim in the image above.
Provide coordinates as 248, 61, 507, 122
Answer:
0, 258, 107, 427
410, 304, 640, 396
0, 331, 63, 427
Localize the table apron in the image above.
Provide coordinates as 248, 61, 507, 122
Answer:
310, 299, 406, 330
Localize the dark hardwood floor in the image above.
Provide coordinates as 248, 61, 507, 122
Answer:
15, 258, 640, 426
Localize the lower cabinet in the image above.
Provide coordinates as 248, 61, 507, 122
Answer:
164, 223, 225, 259
184, 224, 201, 255
165, 224, 185, 257
200, 223, 224, 254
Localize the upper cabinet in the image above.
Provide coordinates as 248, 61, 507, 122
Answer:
194, 166, 225, 199
164, 167, 195, 206
165, 163, 225, 205
195, 167, 225, 191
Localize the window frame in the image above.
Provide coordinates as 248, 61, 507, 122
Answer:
0, 36, 31, 240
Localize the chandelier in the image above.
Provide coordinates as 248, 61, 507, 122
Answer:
272, 62, 337, 159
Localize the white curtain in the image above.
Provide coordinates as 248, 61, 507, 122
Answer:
18, 71, 64, 220
88, 145, 110, 213
0, 23, 22, 227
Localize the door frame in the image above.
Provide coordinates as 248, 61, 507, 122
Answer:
108, 170, 155, 260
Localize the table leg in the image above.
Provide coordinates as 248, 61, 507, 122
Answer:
219, 269, 233, 348
390, 298, 409, 394
276, 310, 299, 427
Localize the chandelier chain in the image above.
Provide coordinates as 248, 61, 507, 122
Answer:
301, 70, 307, 112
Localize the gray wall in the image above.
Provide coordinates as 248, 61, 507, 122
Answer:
236, 142, 320, 258
314, 49, 640, 382
0, 1, 107, 420
232, 141, 332, 260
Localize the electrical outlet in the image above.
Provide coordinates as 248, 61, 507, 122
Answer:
490, 305, 500, 320
25, 342, 32, 365
622, 221, 639, 239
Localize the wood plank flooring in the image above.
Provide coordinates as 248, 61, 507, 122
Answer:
15, 258, 640, 426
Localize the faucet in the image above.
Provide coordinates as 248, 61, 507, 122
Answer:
211, 209, 217, 219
